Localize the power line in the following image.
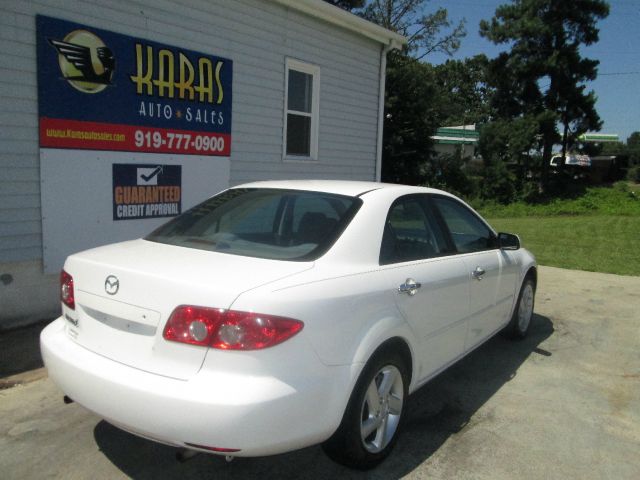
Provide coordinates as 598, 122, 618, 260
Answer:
587, 51, 640, 55
599, 71, 640, 76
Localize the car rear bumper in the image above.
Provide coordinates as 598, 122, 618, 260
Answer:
40, 317, 352, 456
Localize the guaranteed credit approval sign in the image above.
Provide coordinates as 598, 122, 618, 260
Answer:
113, 164, 182, 221
36, 15, 232, 156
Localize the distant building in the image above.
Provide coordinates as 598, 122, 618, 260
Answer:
431, 125, 480, 159
552, 132, 624, 183
578, 133, 619, 143
430, 128, 620, 162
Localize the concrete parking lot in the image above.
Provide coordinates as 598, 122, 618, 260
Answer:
1, 266, 639, 479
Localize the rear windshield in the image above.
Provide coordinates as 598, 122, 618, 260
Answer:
146, 188, 362, 261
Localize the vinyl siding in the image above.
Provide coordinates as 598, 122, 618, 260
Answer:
0, 0, 382, 266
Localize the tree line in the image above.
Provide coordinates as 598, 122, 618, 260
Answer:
324, 0, 637, 202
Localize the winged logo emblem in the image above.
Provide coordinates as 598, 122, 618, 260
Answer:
48, 29, 115, 93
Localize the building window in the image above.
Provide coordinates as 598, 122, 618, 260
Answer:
284, 58, 319, 160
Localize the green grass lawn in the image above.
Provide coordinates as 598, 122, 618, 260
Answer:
486, 215, 640, 276
474, 183, 640, 276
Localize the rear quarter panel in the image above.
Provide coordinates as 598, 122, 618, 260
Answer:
229, 265, 419, 391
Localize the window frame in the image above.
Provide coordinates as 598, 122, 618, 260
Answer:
379, 194, 454, 266
428, 194, 499, 254
283, 58, 320, 161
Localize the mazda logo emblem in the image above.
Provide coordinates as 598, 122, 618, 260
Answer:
105, 275, 119, 295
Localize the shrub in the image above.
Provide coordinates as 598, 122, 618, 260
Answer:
480, 160, 517, 204
476, 185, 640, 218
627, 165, 640, 183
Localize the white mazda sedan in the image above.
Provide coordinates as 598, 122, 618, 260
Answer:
41, 180, 536, 469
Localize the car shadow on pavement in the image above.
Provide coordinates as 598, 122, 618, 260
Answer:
94, 314, 554, 479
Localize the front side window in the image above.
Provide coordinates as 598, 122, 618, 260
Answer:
284, 59, 319, 159
432, 196, 496, 253
380, 196, 448, 265
146, 189, 360, 261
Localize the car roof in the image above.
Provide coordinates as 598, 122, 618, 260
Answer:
231, 179, 447, 197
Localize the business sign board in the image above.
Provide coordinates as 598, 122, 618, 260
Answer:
36, 15, 232, 156
113, 164, 182, 221
41, 150, 231, 274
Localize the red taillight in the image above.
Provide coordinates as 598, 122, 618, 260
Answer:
163, 306, 303, 350
163, 306, 223, 347
60, 270, 75, 310
212, 310, 303, 350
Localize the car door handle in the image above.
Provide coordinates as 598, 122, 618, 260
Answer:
471, 266, 486, 281
398, 278, 421, 296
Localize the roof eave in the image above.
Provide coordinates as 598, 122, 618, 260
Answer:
270, 0, 407, 49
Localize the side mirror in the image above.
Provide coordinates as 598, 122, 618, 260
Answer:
498, 232, 520, 250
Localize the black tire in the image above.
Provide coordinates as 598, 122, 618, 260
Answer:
505, 278, 536, 339
322, 350, 409, 470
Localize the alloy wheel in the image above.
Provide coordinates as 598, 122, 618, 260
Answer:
517, 283, 534, 332
359, 365, 404, 453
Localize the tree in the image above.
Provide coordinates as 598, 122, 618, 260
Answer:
362, 0, 465, 58
480, 0, 609, 190
626, 132, 640, 166
322, 0, 365, 10
479, 117, 539, 165
325, 2, 473, 186
433, 55, 493, 126
628, 132, 640, 150
478, 117, 540, 201
354, 1, 467, 184
381, 53, 440, 184
325, 1, 466, 56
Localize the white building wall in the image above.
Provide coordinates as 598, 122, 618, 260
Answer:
0, 0, 383, 328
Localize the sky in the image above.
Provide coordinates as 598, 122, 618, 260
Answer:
427, 0, 640, 143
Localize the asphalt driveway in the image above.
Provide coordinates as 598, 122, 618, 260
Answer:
1, 266, 638, 479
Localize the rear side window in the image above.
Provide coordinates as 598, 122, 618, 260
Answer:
146, 189, 361, 261
380, 196, 448, 265
432, 196, 496, 253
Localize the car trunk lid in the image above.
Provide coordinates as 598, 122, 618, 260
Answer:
63, 239, 312, 380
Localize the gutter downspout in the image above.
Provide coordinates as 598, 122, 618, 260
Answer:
375, 43, 392, 182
